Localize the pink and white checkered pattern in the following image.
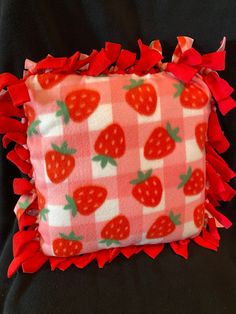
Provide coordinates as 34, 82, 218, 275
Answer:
23, 71, 211, 256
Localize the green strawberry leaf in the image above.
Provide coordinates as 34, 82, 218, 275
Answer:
56, 100, 70, 124
39, 208, 50, 221
19, 198, 30, 210
101, 157, 108, 169
60, 231, 83, 241
145, 169, 153, 179
166, 122, 182, 143
130, 169, 153, 185
137, 170, 145, 180
173, 82, 184, 98
130, 178, 140, 185
169, 211, 181, 225
107, 157, 117, 166
99, 239, 120, 246
123, 79, 144, 90
92, 155, 102, 161
27, 120, 41, 137
64, 195, 77, 217
51, 141, 76, 155
92, 155, 117, 169
177, 167, 192, 189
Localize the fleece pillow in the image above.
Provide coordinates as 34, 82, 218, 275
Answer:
0, 36, 235, 277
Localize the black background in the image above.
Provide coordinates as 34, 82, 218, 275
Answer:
0, 1, 236, 313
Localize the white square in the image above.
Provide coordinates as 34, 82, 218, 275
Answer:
143, 191, 165, 215
91, 156, 117, 179
182, 221, 199, 239
139, 147, 164, 170
139, 232, 164, 245
38, 113, 63, 137
95, 198, 119, 222
137, 94, 161, 124
47, 204, 71, 227
185, 139, 202, 162
88, 104, 113, 131
185, 193, 203, 205
183, 108, 204, 117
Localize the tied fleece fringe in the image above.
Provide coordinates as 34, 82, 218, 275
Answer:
0, 36, 235, 277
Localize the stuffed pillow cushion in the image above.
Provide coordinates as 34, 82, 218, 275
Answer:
0, 36, 235, 276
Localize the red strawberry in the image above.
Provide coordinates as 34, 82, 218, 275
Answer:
92, 123, 126, 168
24, 104, 41, 137
195, 122, 207, 151
37, 190, 49, 221
146, 211, 181, 239
37, 73, 66, 89
123, 79, 157, 115
16, 198, 30, 220
24, 104, 35, 123
178, 167, 204, 195
45, 141, 76, 184
174, 82, 208, 109
52, 231, 83, 257
37, 190, 45, 210
194, 203, 205, 228
130, 169, 163, 207
64, 185, 107, 216
100, 215, 130, 246
144, 122, 182, 159
56, 89, 100, 123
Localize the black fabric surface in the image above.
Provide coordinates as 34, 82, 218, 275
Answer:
0, 1, 236, 313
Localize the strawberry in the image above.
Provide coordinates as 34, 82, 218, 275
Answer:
37, 73, 66, 89
45, 141, 76, 184
130, 169, 163, 207
195, 122, 207, 151
24, 104, 41, 137
52, 231, 83, 257
16, 198, 30, 220
56, 89, 100, 124
144, 122, 182, 159
92, 123, 126, 168
194, 203, 205, 228
178, 167, 204, 195
24, 104, 36, 123
37, 190, 49, 221
174, 82, 208, 109
146, 211, 181, 239
37, 190, 45, 210
99, 215, 130, 246
64, 185, 107, 216
123, 79, 157, 115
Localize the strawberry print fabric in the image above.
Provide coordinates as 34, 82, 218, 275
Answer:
23, 70, 210, 257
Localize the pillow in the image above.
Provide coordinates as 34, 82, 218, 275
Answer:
0, 36, 235, 277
